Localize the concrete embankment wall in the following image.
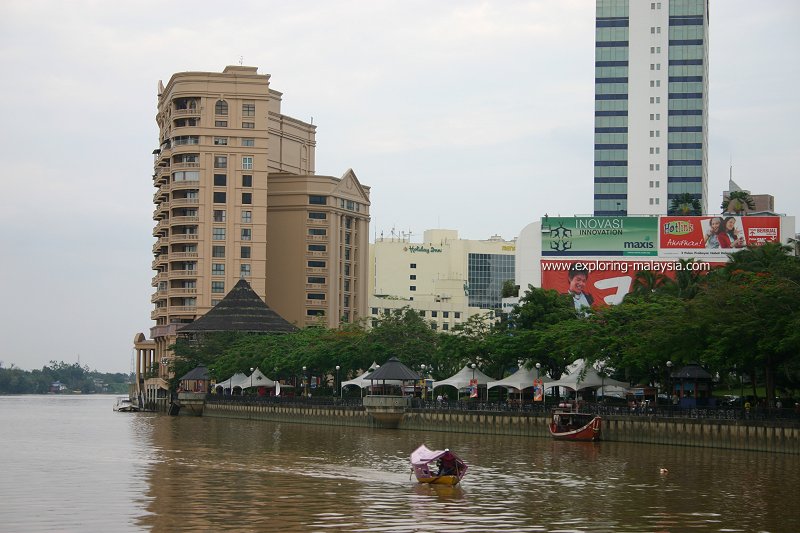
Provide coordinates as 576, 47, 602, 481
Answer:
203, 403, 800, 454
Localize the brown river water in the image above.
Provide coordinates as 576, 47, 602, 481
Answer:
0, 394, 797, 532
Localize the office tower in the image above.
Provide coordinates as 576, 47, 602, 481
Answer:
594, 0, 709, 216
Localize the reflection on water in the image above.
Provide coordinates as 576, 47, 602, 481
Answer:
0, 395, 798, 532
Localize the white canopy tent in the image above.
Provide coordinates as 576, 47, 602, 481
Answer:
214, 372, 249, 392
487, 366, 542, 393
544, 359, 628, 392
247, 367, 276, 389
340, 362, 380, 391
432, 365, 495, 391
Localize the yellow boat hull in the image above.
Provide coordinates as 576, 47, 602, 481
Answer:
416, 475, 461, 486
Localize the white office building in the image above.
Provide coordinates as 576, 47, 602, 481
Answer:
594, 0, 709, 216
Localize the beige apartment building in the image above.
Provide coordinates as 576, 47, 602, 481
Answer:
369, 230, 516, 332
133, 66, 368, 406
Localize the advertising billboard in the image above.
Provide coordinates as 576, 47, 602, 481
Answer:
659, 216, 781, 259
540, 259, 717, 309
541, 217, 659, 257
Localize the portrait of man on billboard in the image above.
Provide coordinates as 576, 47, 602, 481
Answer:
568, 263, 594, 311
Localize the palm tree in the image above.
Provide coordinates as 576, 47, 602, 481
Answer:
629, 269, 672, 297
721, 190, 755, 215
669, 193, 702, 216
725, 242, 794, 274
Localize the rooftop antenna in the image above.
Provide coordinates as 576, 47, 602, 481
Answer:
239, 55, 244, 66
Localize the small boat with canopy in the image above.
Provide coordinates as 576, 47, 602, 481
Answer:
410, 444, 468, 485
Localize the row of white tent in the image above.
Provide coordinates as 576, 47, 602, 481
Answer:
342, 359, 629, 396
215, 368, 281, 391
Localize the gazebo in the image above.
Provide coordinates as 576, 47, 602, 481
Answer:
178, 366, 210, 394
669, 362, 715, 407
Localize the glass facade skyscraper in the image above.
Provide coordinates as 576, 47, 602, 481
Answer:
467, 253, 515, 310
594, 0, 709, 216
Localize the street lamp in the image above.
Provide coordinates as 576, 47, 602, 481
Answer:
420, 364, 426, 400
666, 360, 673, 409
535, 362, 542, 409
250, 367, 254, 392
335, 365, 340, 398
471, 363, 476, 401
518, 359, 524, 408
302, 366, 307, 398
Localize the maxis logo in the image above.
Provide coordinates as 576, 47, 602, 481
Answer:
662, 220, 694, 235
623, 241, 654, 249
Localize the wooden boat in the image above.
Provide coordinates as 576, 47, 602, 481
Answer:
410, 445, 468, 485
549, 407, 601, 441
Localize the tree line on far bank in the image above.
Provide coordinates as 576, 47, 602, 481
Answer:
0, 361, 130, 395
172, 243, 800, 406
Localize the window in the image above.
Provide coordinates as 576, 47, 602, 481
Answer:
213, 192, 226, 203
240, 264, 251, 277
212, 263, 225, 275
308, 309, 326, 316
309, 212, 326, 220
443, 323, 449, 331
410, 275, 416, 280
410, 263, 417, 269
242, 138, 254, 147
212, 245, 225, 258
242, 210, 252, 223
419, 310, 426, 317
371, 307, 379, 315
309, 195, 327, 205
307, 293, 325, 300
214, 156, 227, 169
212, 281, 225, 293
215, 100, 228, 115
308, 244, 326, 252
309, 277, 326, 284
430, 323, 438, 330
211, 299, 222, 306
213, 137, 228, 146
213, 228, 226, 240
241, 228, 252, 240
242, 192, 252, 204
308, 260, 326, 268
214, 174, 227, 186
431, 311, 438, 318
242, 175, 252, 187
344, 295, 350, 307
215, 120, 228, 127
308, 228, 326, 236
344, 248, 351, 260
649, 180, 654, 188
410, 286, 417, 291
242, 103, 255, 117
443, 311, 449, 318
344, 264, 350, 276
455, 312, 461, 319
241, 246, 251, 258
242, 156, 253, 170
242, 122, 255, 129
213, 210, 226, 222
656, 181, 660, 188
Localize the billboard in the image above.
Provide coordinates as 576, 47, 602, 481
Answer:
659, 216, 781, 259
540, 259, 718, 309
541, 217, 659, 257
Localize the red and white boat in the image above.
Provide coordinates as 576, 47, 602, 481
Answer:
549, 407, 601, 441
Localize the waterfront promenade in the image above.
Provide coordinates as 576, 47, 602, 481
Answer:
201, 395, 800, 455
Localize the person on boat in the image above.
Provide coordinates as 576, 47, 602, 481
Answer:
437, 451, 457, 476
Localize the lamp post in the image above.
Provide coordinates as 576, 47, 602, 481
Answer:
420, 364, 426, 400
471, 363, 476, 401
335, 365, 340, 398
666, 360, 673, 411
302, 366, 307, 398
250, 367, 254, 393
518, 359, 524, 409
535, 362, 542, 411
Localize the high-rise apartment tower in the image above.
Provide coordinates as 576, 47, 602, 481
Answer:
593, 0, 709, 216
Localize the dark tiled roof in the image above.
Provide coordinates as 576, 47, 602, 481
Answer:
671, 363, 713, 380
179, 366, 209, 380
178, 279, 298, 334
367, 356, 421, 381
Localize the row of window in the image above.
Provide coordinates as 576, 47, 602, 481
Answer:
213, 100, 256, 117
212, 137, 255, 147
212, 156, 254, 169
214, 174, 253, 187
212, 228, 254, 240
212, 263, 251, 276
212, 192, 252, 204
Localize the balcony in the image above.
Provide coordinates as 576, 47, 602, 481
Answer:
170, 305, 198, 313
306, 299, 327, 307
151, 291, 167, 303
169, 269, 198, 279
172, 161, 200, 170
307, 219, 328, 226
153, 202, 169, 219
306, 251, 326, 258
170, 251, 198, 259
171, 180, 199, 192
306, 267, 326, 275
151, 271, 169, 285
151, 308, 167, 320
170, 288, 197, 295
173, 107, 201, 117
152, 219, 170, 235
152, 237, 168, 252
305, 283, 326, 290
170, 233, 199, 244
171, 198, 200, 207
152, 184, 170, 203
151, 255, 168, 269
307, 235, 328, 242
169, 215, 199, 225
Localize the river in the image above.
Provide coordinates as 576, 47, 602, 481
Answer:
0, 394, 797, 532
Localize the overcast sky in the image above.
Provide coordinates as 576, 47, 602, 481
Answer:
0, 1, 797, 372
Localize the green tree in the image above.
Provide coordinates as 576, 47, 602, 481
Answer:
722, 190, 755, 215
669, 193, 702, 216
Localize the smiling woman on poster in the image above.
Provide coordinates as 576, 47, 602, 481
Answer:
704, 216, 723, 249
718, 217, 745, 248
